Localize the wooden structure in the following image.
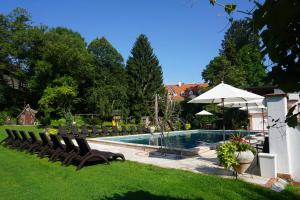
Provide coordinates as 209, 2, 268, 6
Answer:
17, 104, 37, 125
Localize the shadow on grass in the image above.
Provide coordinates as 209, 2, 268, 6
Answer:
98, 191, 198, 200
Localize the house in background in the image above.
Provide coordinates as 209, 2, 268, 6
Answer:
165, 82, 208, 101
17, 104, 38, 125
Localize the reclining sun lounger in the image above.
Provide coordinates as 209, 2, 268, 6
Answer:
121, 126, 128, 135
0, 129, 15, 146
48, 134, 66, 161
101, 126, 109, 136
19, 131, 33, 151
129, 126, 137, 135
91, 126, 100, 137
63, 136, 125, 170
81, 125, 89, 137
11, 130, 23, 148
38, 132, 53, 158
58, 126, 68, 135
27, 132, 42, 153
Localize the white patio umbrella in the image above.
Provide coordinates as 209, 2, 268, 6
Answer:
189, 82, 264, 140
218, 99, 264, 108
195, 110, 213, 116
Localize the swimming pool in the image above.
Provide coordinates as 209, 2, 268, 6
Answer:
99, 130, 258, 149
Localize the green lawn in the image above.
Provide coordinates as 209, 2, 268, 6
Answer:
0, 126, 299, 200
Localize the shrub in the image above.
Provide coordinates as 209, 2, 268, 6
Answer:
0, 111, 9, 125
51, 118, 66, 127
185, 123, 191, 130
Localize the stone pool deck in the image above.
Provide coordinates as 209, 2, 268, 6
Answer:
87, 139, 287, 191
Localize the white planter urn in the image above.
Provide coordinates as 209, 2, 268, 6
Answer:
233, 150, 254, 174
149, 126, 156, 133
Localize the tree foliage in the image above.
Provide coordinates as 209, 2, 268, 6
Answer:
87, 37, 128, 118
253, 0, 300, 92
126, 34, 164, 119
0, 8, 167, 125
210, 0, 300, 92
202, 19, 266, 87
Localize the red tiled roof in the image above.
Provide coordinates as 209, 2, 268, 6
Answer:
165, 83, 208, 101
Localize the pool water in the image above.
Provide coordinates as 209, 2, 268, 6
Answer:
101, 130, 257, 149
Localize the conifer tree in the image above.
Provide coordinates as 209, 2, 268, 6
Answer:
126, 34, 164, 120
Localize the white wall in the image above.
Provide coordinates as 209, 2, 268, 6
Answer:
288, 126, 300, 181
266, 96, 292, 175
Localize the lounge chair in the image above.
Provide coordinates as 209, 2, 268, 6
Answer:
121, 126, 128, 135
137, 126, 143, 134
48, 134, 67, 161
58, 126, 68, 135
81, 125, 89, 137
65, 137, 125, 170
61, 134, 80, 165
101, 126, 109, 136
91, 126, 100, 137
19, 131, 32, 151
111, 126, 119, 136
71, 125, 80, 137
27, 132, 42, 153
37, 133, 53, 158
0, 129, 15, 146
129, 126, 137, 135
11, 130, 23, 148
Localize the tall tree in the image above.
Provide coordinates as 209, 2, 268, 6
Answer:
202, 55, 246, 87
28, 27, 93, 111
126, 34, 164, 120
202, 19, 266, 87
87, 37, 128, 118
221, 20, 259, 63
0, 8, 33, 113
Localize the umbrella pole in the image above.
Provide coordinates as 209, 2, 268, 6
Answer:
246, 103, 249, 131
222, 98, 225, 141
262, 108, 265, 137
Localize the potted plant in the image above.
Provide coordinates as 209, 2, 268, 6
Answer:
217, 134, 256, 175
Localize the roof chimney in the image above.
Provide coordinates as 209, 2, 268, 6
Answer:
178, 81, 182, 87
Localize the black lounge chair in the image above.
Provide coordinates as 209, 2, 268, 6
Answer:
0, 129, 15, 146
66, 137, 125, 170
27, 132, 42, 153
101, 126, 109, 136
71, 125, 80, 137
19, 131, 32, 151
61, 134, 80, 165
38, 133, 53, 158
137, 126, 143, 134
81, 125, 89, 137
111, 126, 119, 136
11, 130, 23, 148
91, 126, 100, 137
58, 126, 68, 135
129, 126, 137, 135
121, 126, 128, 135
48, 134, 66, 161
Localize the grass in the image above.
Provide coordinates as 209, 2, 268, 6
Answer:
0, 125, 300, 200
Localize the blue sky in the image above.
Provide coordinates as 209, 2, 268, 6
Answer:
0, 0, 254, 84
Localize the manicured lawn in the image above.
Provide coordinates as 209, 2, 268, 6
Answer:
0, 126, 299, 200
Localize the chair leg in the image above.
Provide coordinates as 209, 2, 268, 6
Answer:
115, 153, 125, 161
76, 154, 109, 171
0, 137, 8, 145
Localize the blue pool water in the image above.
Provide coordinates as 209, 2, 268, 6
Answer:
101, 130, 257, 149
